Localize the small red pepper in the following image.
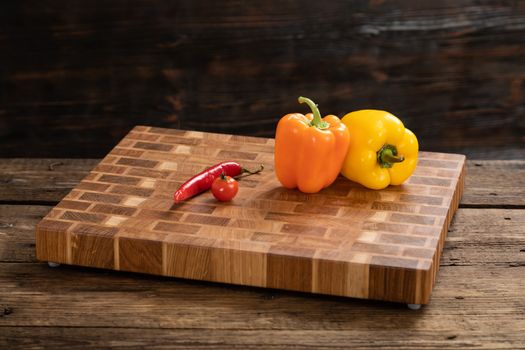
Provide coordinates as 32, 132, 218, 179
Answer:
173, 161, 263, 203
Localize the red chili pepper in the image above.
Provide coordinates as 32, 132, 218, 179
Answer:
173, 161, 263, 203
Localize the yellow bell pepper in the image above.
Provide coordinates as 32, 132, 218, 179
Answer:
340, 110, 418, 190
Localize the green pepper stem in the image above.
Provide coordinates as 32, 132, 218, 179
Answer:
378, 145, 405, 168
298, 96, 329, 129
381, 149, 404, 164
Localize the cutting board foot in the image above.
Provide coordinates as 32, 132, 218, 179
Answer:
407, 304, 422, 310
48, 262, 61, 268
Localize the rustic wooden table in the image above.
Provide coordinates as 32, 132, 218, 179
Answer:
1, 158, 524, 349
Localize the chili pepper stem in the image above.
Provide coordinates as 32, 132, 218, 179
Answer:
242, 164, 264, 175
235, 164, 264, 179
378, 145, 405, 168
298, 96, 329, 129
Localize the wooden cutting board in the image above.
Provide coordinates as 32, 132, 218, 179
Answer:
36, 126, 465, 305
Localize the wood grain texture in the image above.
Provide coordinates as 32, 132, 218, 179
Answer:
1, 158, 523, 206
1, 156, 523, 349
1, 1, 524, 158
34, 126, 466, 304
2, 326, 525, 350
6, 205, 524, 266
1, 205, 524, 348
0, 265, 523, 346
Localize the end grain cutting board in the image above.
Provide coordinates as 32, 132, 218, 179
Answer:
36, 126, 465, 305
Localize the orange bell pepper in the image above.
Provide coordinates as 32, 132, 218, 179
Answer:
274, 97, 350, 193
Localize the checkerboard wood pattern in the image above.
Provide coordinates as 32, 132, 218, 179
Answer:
36, 126, 465, 304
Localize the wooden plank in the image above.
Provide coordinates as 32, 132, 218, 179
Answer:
2, 2, 524, 158
0, 159, 98, 203
1, 326, 525, 350
0, 205, 45, 263
0, 264, 523, 340
2, 158, 524, 206
462, 160, 525, 207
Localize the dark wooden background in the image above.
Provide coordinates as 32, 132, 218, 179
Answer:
1, 1, 524, 158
